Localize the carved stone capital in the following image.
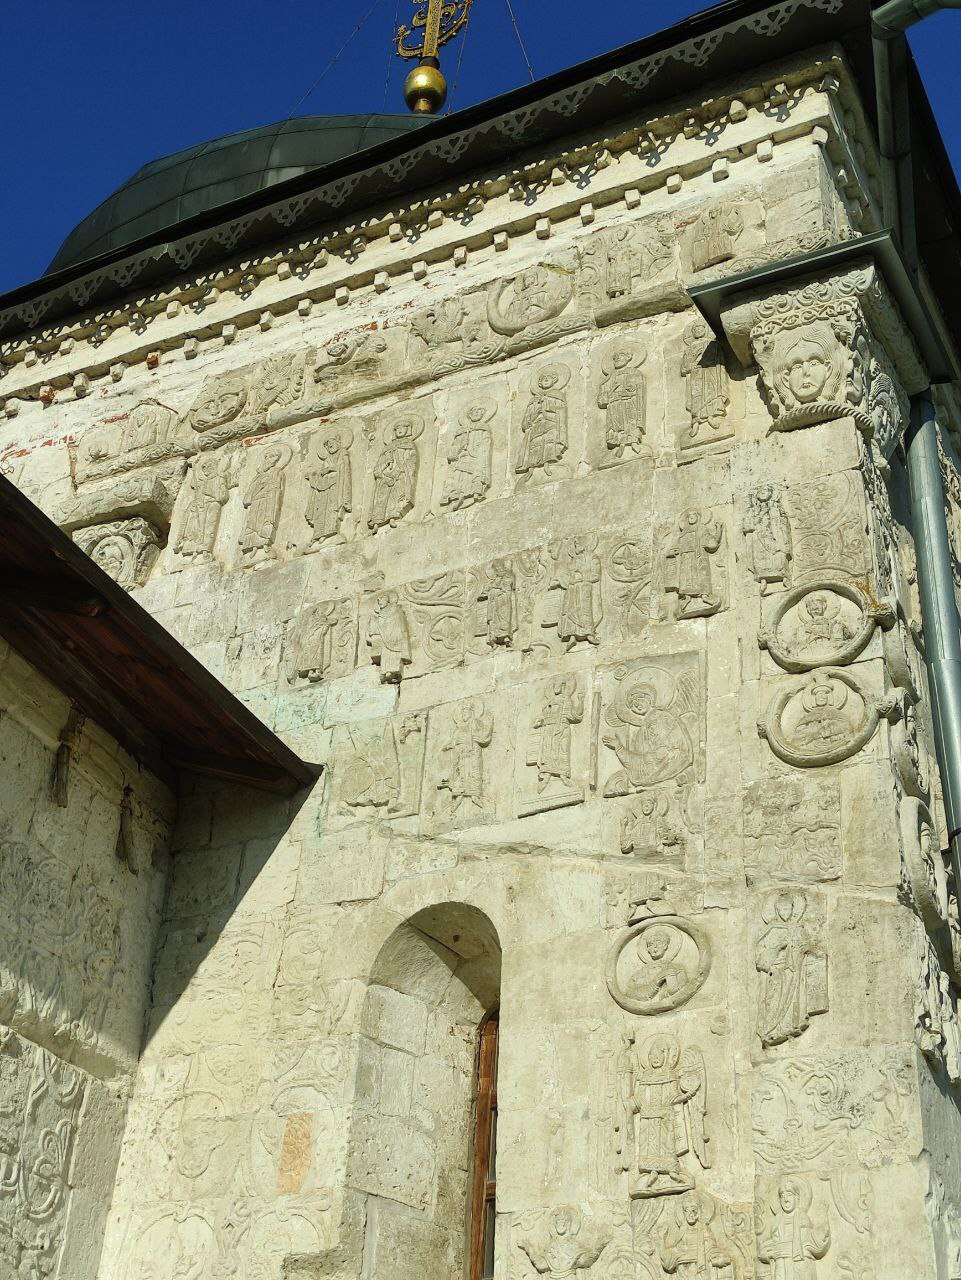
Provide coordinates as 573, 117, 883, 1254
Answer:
718, 262, 923, 453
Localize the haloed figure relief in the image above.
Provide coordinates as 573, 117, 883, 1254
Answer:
442, 400, 494, 509
755, 891, 828, 1048
176, 455, 230, 563
240, 443, 290, 563
304, 426, 352, 544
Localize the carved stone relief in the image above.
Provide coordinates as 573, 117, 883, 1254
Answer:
759, 669, 897, 768
892, 696, 932, 802
488, 262, 575, 337
364, 591, 412, 684
285, 599, 356, 684
172, 452, 234, 564
759, 580, 893, 672
313, 330, 391, 399
302, 423, 353, 545
785, 473, 871, 582
679, 319, 732, 456
188, 370, 249, 432
602, 659, 700, 798
578, 216, 676, 323
743, 485, 793, 594
516, 1206, 609, 1278
515, 362, 572, 485
239, 441, 291, 565
658, 1189, 751, 1279
74, 517, 162, 587
124, 398, 179, 451
328, 712, 426, 822
662, 509, 725, 619
900, 796, 948, 932
518, 675, 586, 816
439, 396, 494, 509
755, 890, 828, 1048
614, 1031, 710, 1198
544, 537, 603, 649
435, 698, 493, 817
755, 1175, 831, 1277
607, 906, 712, 1015
917, 935, 961, 1083
593, 342, 648, 466
367, 411, 425, 530
688, 203, 744, 273
744, 777, 841, 882
619, 790, 690, 867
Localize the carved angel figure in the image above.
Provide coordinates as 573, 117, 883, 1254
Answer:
240, 444, 289, 562
365, 592, 411, 684
743, 485, 792, 593
529, 676, 583, 790
369, 417, 421, 529
176, 455, 229, 562
441, 401, 493, 509
617, 1033, 710, 1199
305, 428, 352, 543
518, 1207, 608, 1279
756, 1177, 830, 1280
755, 892, 828, 1048
517, 365, 570, 481
438, 699, 492, 811
549, 536, 602, 648
597, 348, 645, 458
664, 509, 723, 618
603, 670, 696, 797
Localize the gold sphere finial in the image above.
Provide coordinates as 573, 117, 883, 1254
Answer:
404, 59, 447, 114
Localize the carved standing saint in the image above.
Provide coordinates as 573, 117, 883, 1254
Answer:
756, 1178, 830, 1279
743, 486, 792, 593
305, 428, 352, 544
665, 510, 723, 618
126, 399, 177, 451
441, 401, 493, 509
483, 558, 517, 647
549, 537, 602, 648
660, 1191, 741, 1280
616, 1033, 710, 1200
597, 348, 645, 459
516, 365, 569, 482
365, 592, 411, 683
681, 321, 730, 437
240, 444, 289, 562
690, 204, 743, 272
518, 1208, 608, 1279
605, 226, 635, 297
369, 417, 422, 529
438, 699, 493, 811
291, 600, 350, 682
528, 676, 583, 791
755, 891, 828, 1048
176, 455, 229, 562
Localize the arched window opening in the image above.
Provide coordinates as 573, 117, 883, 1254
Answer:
469, 1009, 499, 1280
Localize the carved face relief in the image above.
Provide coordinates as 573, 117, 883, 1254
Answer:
759, 668, 894, 768
606, 914, 711, 1014
759, 314, 860, 430
189, 372, 248, 432
760, 580, 890, 672
602, 662, 699, 796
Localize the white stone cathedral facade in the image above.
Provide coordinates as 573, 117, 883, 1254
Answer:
2, 6, 961, 1278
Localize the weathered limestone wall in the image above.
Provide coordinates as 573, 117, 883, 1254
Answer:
2, 48, 961, 1280
0, 639, 174, 1279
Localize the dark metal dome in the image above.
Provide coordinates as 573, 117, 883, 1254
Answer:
46, 113, 429, 274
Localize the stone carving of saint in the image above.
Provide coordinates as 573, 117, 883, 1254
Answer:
795, 592, 854, 652
665, 510, 723, 618
441, 401, 493, 509
91, 535, 133, 586
681, 321, 730, 437
369, 417, 422, 529
620, 793, 684, 864
365, 592, 411, 683
550, 537, 602, 648
792, 674, 856, 750
483, 558, 517, 647
617, 1033, 709, 1199
755, 891, 828, 1048
605, 227, 635, 298
305, 428, 352, 544
603, 678, 694, 797
690, 204, 743, 272
240, 444, 289, 562
756, 1178, 830, 1280
514, 266, 555, 323
743, 485, 792, 593
516, 365, 569, 482
519, 1207, 607, 1279
293, 600, 349, 682
660, 1191, 739, 1280
438, 699, 493, 811
176, 455, 229, 562
529, 677, 584, 790
126, 399, 176, 452
622, 923, 693, 1009
597, 348, 645, 459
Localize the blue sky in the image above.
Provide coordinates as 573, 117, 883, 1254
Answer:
1, 1, 960, 293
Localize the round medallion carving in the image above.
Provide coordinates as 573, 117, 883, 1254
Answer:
606, 914, 711, 1014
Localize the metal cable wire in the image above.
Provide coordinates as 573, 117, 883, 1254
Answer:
503, 0, 536, 81
383, 0, 403, 110
446, 7, 473, 113
285, 0, 387, 120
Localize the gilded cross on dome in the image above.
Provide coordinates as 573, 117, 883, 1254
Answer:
395, 0, 474, 113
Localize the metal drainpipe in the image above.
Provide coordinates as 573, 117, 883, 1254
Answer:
872, 0, 961, 879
